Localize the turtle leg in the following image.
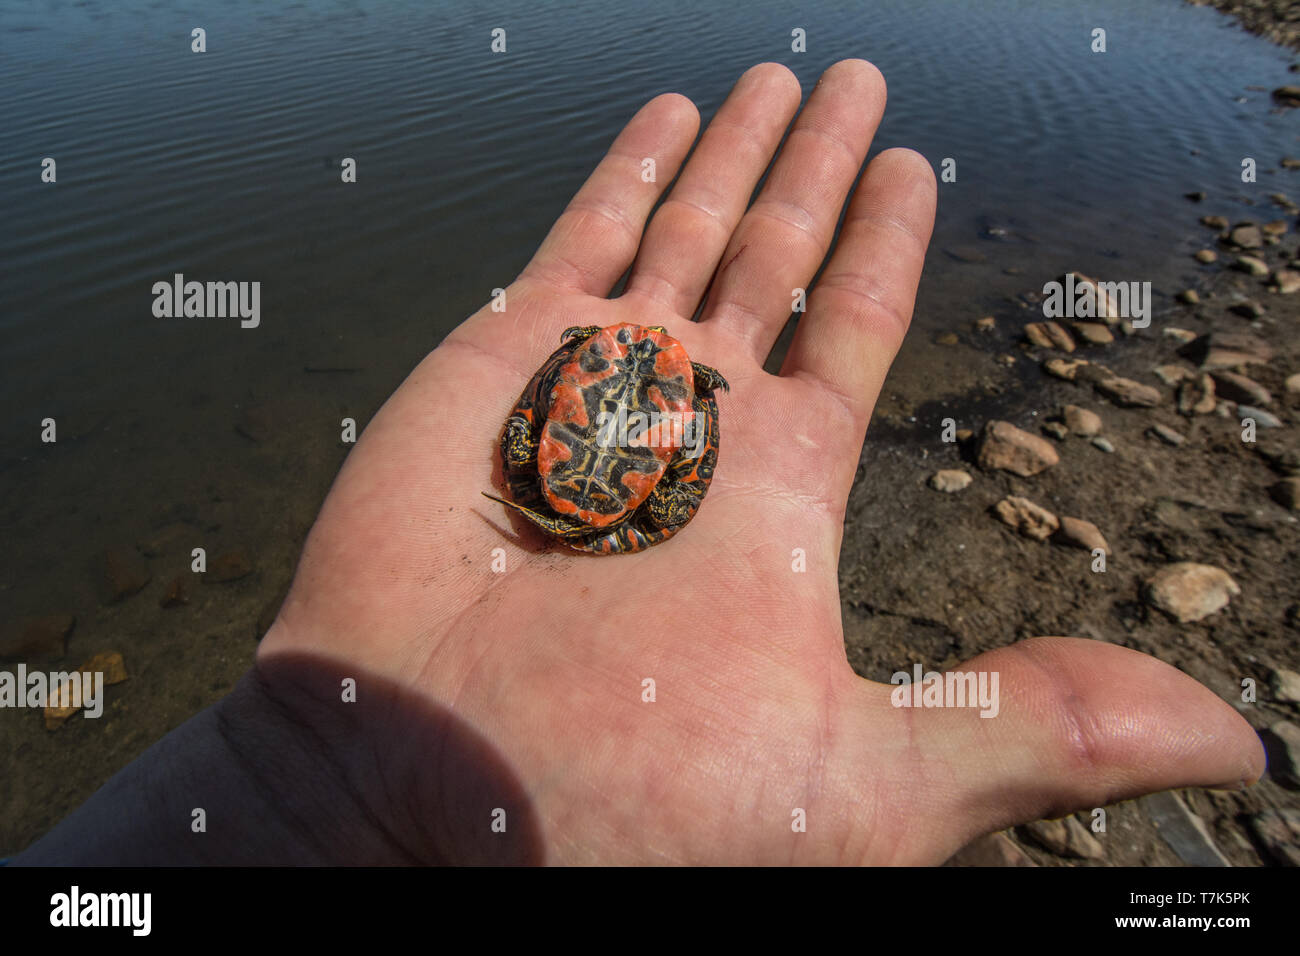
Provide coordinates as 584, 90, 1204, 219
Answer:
691, 362, 729, 394
561, 325, 604, 343
481, 492, 601, 540
501, 415, 537, 470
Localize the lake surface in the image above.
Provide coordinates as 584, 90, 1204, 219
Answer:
1, 0, 1297, 614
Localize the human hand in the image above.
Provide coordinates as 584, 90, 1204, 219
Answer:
256, 59, 1264, 864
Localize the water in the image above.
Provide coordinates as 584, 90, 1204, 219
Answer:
1, 0, 1297, 612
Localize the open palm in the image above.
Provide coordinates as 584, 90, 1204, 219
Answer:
259, 60, 1263, 864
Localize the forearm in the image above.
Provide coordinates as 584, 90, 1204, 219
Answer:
13, 666, 411, 866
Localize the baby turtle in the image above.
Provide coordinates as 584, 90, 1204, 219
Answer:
483, 323, 728, 554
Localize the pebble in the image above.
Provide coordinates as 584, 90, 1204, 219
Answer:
1095, 376, 1162, 408
955, 428, 974, 442
1152, 364, 1193, 387
1210, 370, 1272, 406
44, 651, 128, 730
160, 575, 190, 608
1043, 358, 1088, 381
1176, 289, 1199, 305
1, 614, 75, 661
936, 332, 959, 346
1062, 405, 1102, 436
1021, 817, 1104, 860
1148, 423, 1187, 446
1272, 667, 1300, 705
1273, 85, 1300, 107
1234, 254, 1269, 277
1247, 810, 1300, 867
1177, 374, 1217, 416
1287, 372, 1300, 394
210, 550, 253, 582
1024, 321, 1075, 351
928, 470, 973, 493
973, 316, 996, 332
945, 246, 987, 264
1199, 215, 1229, 230
1268, 722, 1300, 788
1228, 223, 1263, 249
994, 496, 1060, 541
1184, 191, 1206, 202
1141, 791, 1231, 867
1042, 421, 1069, 440
1238, 405, 1283, 428
101, 548, 151, 604
1272, 477, 1300, 511
1072, 322, 1114, 345
1056, 516, 1110, 554
1228, 299, 1266, 319
946, 831, 1037, 867
1090, 437, 1115, 453
1283, 158, 1300, 170
1262, 219, 1289, 238
1189, 331, 1275, 369
1272, 268, 1300, 294
976, 421, 1060, 477
1194, 249, 1218, 264
1143, 562, 1240, 623
1162, 327, 1198, 345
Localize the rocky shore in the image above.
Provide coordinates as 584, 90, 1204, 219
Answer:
1188, 0, 1300, 51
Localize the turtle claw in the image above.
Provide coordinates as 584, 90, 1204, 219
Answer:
481, 492, 594, 539
561, 326, 604, 344
692, 362, 729, 394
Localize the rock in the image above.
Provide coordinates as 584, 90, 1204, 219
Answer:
1162, 327, 1198, 345
1176, 289, 1199, 305
1042, 422, 1069, 441
1268, 722, 1300, 788
994, 496, 1059, 541
1228, 223, 1263, 249
209, 550, 253, 582
101, 548, 151, 604
1287, 373, 1300, 394
1184, 191, 1206, 202
1199, 215, 1229, 230
1024, 322, 1075, 351
1072, 322, 1114, 345
976, 421, 1060, 477
1283, 157, 1300, 170
1273, 85, 1300, 107
1043, 358, 1089, 381
1194, 248, 1218, 264
973, 315, 996, 332
1271, 268, 1300, 294
1272, 668, 1300, 705
1, 614, 75, 661
1068, 272, 1121, 323
995, 353, 1016, 367
1239, 405, 1283, 428
1021, 817, 1104, 860
160, 575, 190, 608
1262, 219, 1289, 238
1148, 423, 1186, 447
1177, 374, 1217, 416
1210, 370, 1271, 406
138, 522, 195, 558
1056, 516, 1110, 554
1184, 331, 1275, 369
1141, 791, 1231, 867
1090, 437, 1115, 453
1234, 254, 1269, 276
1228, 299, 1265, 319
936, 332, 959, 346
955, 428, 974, 442
946, 831, 1038, 867
1247, 810, 1300, 867
1272, 477, 1300, 510
1152, 365, 1193, 387
1144, 563, 1240, 623
1062, 405, 1102, 436
1269, 191, 1297, 209
44, 650, 128, 731
928, 470, 972, 493
1256, 439, 1300, 475
1095, 377, 1161, 408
